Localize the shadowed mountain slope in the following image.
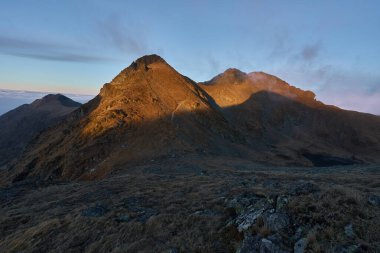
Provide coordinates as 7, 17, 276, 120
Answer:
201, 69, 380, 165
0, 94, 81, 167
3, 55, 380, 184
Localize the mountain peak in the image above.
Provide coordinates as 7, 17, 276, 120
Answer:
135, 54, 166, 65
128, 54, 168, 71
202, 68, 247, 86
31, 94, 81, 108
223, 68, 246, 76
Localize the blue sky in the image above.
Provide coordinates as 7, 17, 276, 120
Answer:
0, 0, 379, 114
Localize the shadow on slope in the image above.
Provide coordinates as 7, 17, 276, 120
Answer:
3, 89, 380, 186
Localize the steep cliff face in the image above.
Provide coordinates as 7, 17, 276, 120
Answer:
0, 94, 81, 167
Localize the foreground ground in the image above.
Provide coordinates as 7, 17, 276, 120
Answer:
1, 156, 379, 252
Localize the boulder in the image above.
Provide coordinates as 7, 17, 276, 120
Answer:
236, 207, 266, 232
265, 213, 289, 232
294, 238, 308, 253
344, 223, 355, 238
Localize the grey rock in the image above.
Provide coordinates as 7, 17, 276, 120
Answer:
236, 235, 260, 253
191, 209, 217, 217
267, 234, 282, 246
236, 207, 266, 232
276, 195, 289, 211
228, 195, 259, 214
344, 223, 355, 238
265, 213, 289, 232
237, 235, 289, 253
294, 227, 304, 240
260, 239, 274, 253
294, 238, 308, 253
368, 195, 380, 207
168, 248, 179, 253
260, 238, 290, 253
81, 204, 108, 217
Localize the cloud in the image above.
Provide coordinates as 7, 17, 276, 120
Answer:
265, 34, 380, 115
0, 35, 113, 63
298, 42, 322, 62
318, 89, 380, 115
276, 63, 380, 115
95, 15, 148, 56
267, 31, 322, 65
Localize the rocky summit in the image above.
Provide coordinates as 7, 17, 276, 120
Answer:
0, 55, 379, 252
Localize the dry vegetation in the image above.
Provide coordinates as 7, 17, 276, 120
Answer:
1, 156, 379, 252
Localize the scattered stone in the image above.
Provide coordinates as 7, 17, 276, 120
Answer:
344, 223, 355, 238
368, 195, 380, 207
200, 170, 209, 176
294, 238, 308, 253
136, 208, 158, 223
81, 204, 108, 217
276, 195, 289, 211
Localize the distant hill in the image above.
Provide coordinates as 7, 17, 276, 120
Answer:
4, 55, 380, 183
0, 94, 81, 167
0, 89, 93, 116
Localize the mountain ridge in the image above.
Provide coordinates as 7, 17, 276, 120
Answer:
2, 54, 380, 185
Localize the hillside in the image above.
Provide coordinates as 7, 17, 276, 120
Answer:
0, 94, 81, 167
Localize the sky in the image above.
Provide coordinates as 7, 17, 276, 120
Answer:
0, 0, 379, 115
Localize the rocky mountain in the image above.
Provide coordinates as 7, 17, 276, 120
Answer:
0, 94, 81, 167
4, 55, 380, 184
200, 69, 380, 166
6, 55, 244, 182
